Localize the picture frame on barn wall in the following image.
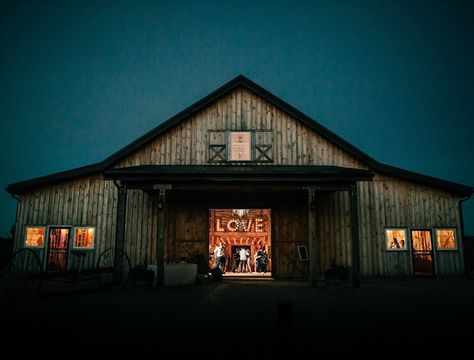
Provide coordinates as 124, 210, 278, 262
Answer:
297, 245, 309, 261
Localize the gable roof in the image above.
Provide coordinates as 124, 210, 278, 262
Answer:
5, 75, 473, 196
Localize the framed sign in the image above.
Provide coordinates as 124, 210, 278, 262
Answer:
297, 245, 309, 261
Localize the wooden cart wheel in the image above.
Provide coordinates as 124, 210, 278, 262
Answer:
6, 248, 43, 300
96, 247, 131, 287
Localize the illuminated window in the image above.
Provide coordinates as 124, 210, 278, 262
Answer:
435, 228, 457, 250
24, 226, 45, 248
229, 131, 251, 161
73, 227, 95, 250
385, 228, 408, 251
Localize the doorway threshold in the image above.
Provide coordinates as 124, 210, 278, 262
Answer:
223, 272, 273, 281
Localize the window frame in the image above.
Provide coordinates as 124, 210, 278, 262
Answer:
24, 225, 46, 249
384, 227, 409, 251
72, 226, 96, 251
434, 227, 458, 251
207, 129, 274, 164
227, 130, 253, 162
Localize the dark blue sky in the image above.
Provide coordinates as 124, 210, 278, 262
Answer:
1, 0, 473, 237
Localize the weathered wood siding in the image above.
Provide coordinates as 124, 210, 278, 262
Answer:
317, 191, 352, 273
358, 174, 463, 276
123, 189, 160, 267
166, 198, 208, 265
14, 175, 118, 270
272, 192, 310, 278
12, 87, 465, 277
112, 88, 367, 169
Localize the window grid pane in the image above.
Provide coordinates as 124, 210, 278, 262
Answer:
229, 132, 251, 161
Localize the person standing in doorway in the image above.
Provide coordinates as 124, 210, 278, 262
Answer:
214, 242, 226, 273
246, 248, 252, 273
239, 247, 247, 273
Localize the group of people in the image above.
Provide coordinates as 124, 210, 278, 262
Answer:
389, 237, 406, 249
213, 242, 268, 274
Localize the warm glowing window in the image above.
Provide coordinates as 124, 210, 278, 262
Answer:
436, 229, 457, 250
24, 226, 45, 248
229, 131, 251, 161
73, 227, 95, 249
385, 228, 408, 250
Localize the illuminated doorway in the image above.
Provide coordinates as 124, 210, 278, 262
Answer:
411, 229, 435, 277
46, 227, 71, 272
209, 209, 272, 277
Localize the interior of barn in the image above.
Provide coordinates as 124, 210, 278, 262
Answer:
209, 209, 272, 276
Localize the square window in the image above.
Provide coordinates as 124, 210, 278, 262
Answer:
24, 226, 45, 248
229, 131, 251, 161
73, 227, 95, 250
385, 228, 408, 251
435, 228, 457, 250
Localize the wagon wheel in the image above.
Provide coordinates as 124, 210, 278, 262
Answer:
96, 247, 131, 287
6, 248, 43, 300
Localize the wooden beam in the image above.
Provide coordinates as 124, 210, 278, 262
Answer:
155, 184, 171, 287
350, 183, 361, 288
307, 186, 318, 288
114, 182, 127, 283
132, 183, 353, 193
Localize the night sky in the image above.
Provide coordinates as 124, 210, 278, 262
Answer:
1, 0, 473, 237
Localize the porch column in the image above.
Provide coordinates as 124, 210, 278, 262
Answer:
307, 186, 319, 288
155, 184, 171, 287
350, 183, 361, 288
114, 182, 127, 283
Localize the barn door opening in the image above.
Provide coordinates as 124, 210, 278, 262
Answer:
46, 227, 71, 271
411, 229, 434, 277
209, 209, 272, 278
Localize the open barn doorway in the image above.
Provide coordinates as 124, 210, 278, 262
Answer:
209, 209, 272, 278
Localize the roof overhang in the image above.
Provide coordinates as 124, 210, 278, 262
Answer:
103, 165, 374, 190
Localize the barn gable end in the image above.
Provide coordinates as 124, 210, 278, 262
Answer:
111, 88, 367, 169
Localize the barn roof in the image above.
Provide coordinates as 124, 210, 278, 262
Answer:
5, 75, 473, 196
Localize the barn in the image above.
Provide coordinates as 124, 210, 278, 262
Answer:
6, 75, 473, 287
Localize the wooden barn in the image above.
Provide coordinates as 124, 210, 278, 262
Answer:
6, 75, 473, 287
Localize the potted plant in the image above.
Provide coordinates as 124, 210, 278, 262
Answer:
324, 260, 351, 285
131, 256, 155, 288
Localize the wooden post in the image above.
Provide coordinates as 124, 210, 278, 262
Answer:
350, 183, 361, 288
307, 186, 318, 288
114, 182, 127, 283
154, 184, 171, 287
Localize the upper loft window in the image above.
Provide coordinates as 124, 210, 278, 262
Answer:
229, 131, 252, 161
208, 130, 273, 163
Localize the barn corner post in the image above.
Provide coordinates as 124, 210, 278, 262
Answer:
114, 181, 128, 283
307, 186, 319, 288
350, 183, 361, 288
155, 184, 171, 288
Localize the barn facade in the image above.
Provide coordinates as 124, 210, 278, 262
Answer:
6, 75, 473, 286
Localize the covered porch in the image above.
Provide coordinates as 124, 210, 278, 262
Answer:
104, 165, 374, 287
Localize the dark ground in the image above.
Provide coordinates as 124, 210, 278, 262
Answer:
2, 277, 474, 358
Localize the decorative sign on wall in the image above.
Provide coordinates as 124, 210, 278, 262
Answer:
214, 209, 267, 233
215, 217, 265, 232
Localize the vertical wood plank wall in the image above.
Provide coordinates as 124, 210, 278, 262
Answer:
13, 88, 465, 276
272, 194, 310, 278
14, 176, 118, 270
112, 89, 368, 169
